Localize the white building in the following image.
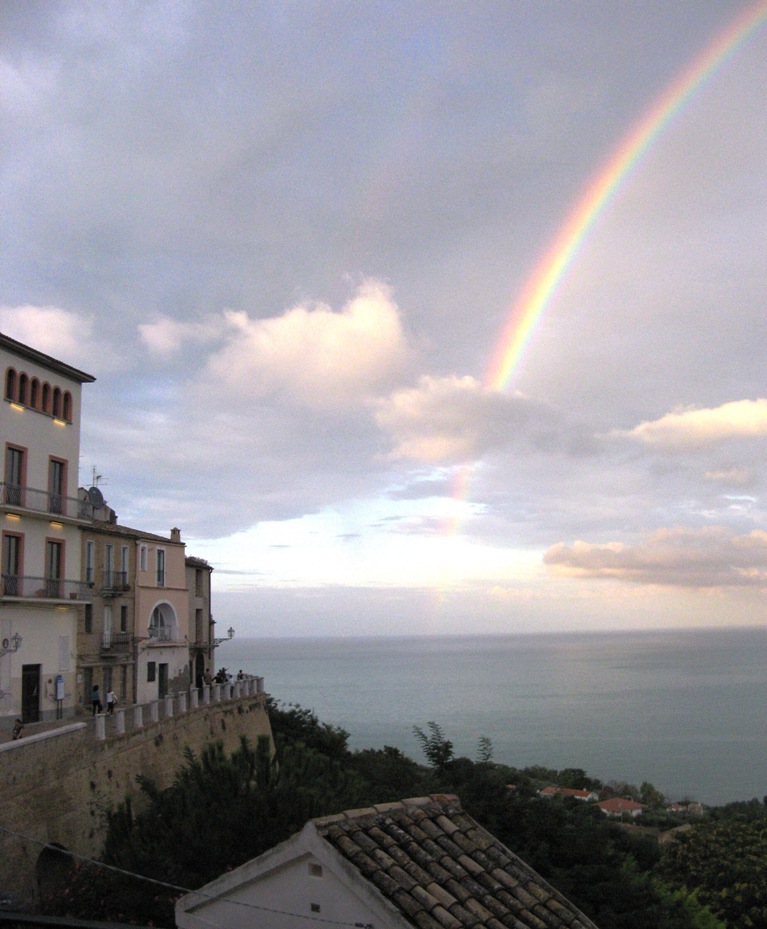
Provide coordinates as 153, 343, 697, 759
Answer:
1, 334, 95, 730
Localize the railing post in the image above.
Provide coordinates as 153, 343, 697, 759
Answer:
189, 687, 198, 709
202, 684, 210, 705
115, 708, 126, 735
178, 691, 187, 714
233, 681, 241, 699
149, 701, 159, 723
95, 715, 106, 741
134, 704, 144, 728
213, 683, 221, 702
256, 676, 264, 694
165, 694, 174, 717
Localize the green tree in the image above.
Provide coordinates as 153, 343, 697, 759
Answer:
412, 721, 454, 774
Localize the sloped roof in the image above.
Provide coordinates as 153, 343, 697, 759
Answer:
314, 794, 599, 929
597, 797, 645, 813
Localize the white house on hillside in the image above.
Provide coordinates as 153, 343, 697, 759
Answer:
1, 334, 95, 729
176, 794, 601, 929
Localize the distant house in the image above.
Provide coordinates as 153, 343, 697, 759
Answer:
597, 797, 646, 818
540, 785, 598, 802
176, 794, 601, 929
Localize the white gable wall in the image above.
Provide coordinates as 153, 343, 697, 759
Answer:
177, 825, 411, 929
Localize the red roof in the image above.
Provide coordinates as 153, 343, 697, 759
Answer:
597, 797, 646, 813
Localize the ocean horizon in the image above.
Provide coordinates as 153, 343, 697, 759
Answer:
221, 625, 767, 807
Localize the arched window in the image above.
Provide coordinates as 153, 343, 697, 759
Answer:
30, 378, 40, 409
63, 391, 72, 421
52, 387, 61, 417
18, 373, 28, 405
42, 382, 51, 413
5, 368, 16, 401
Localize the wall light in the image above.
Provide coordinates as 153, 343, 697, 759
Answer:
49, 521, 63, 530
9, 403, 24, 412
53, 418, 67, 427
6, 513, 21, 521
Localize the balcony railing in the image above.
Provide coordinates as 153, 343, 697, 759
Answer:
101, 570, 129, 594
147, 625, 175, 642
1, 574, 90, 601
101, 630, 132, 652
0, 482, 90, 520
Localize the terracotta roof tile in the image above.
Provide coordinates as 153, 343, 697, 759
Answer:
315, 795, 600, 929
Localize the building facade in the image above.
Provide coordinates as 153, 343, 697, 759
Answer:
0, 334, 95, 729
186, 555, 214, 689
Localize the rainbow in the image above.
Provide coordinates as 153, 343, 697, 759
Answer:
485, 0, 767, 392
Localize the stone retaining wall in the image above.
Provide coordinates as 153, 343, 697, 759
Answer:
0, 686, 273, 904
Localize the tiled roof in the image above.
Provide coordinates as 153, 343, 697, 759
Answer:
314, 794, 600, 929
597, 798, 645, 813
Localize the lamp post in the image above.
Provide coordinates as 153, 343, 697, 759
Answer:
0, 632, 22, 658
213, 626, 234, 648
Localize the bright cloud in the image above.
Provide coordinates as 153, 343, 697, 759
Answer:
201, 280, 408, 411
376, 375, 528, 464
0, 304, 118, 371
544, 526, 767, 588
613, 399, 767, 449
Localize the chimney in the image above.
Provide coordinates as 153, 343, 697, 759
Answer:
170, 527, 181, 543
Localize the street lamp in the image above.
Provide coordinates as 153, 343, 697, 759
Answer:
0, 632, 22, 658
213, 626, 234, 648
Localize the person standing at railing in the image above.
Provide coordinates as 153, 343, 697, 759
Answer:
106, 689, 117, 715
92, 683, 102, 716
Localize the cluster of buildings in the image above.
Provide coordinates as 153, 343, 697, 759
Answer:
0, 332, 224, 733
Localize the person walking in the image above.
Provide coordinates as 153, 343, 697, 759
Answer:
106, 689, 117, 715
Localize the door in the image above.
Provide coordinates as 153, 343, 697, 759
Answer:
46, 540, 63, 598
158, 663, 169, 699
2, 533, 21, 595
22, 664, 40, 723
4, 447, 24, 506
48, 459, 64, 514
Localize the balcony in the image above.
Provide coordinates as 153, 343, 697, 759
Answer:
101, 570, 130, 597
1, 574, 90, 601
147, 625, 177, 643
101, 630, 132, 657
0, 482, 90, 521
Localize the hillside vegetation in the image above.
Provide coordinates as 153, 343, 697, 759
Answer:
42, 701, 764, 928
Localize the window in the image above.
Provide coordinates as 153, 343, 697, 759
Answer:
30, 378, 39, 409
48, 458, 65, 514
4, 445, 25, 506
58, 636, 70, 672
42, 382, 51, 413
18, 373, 28, 405
121, 545, 129, 586
62, 391, 72, 421
2, 532, 23, 596
195, 608, 203, 642
104, 544, 114, 587
5, 368, 17, 401
52, 387, 61, 417
120, 665, 127, 700
139, 545, 148, 572
83, 667, 93, 708
102, 666, 112, 691
147, 661, 156, 683
120, 604, 128, 632
195, 569, 203, 596
84, 603, 93, 634
156, 548, 165, 587
85, 540, 95, 584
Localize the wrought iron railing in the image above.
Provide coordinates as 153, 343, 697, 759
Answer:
0, 482, 90, 520
101, 570, 129, 592
147, 625, 175, 642
1, 574, 90, 601
101, 630, 132, 651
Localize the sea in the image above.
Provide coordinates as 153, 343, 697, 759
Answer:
220, 626, 767, 807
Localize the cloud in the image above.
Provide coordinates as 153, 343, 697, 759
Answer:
612, 399, 767, 449
199, 280, 409, 412
138, 317, 224, 357
544, 526, 767, 588
0, 304, 121, 371
375, 375, 532, 464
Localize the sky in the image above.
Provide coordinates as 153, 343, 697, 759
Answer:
2, 1, 767, 637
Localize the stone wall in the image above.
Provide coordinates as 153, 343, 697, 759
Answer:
0, 692, 273, 904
